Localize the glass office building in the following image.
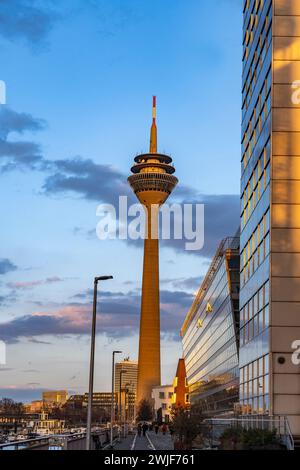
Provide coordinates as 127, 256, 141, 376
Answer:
241, 0, 300, 434
181, 238, 240, 417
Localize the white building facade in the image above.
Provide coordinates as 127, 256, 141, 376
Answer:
151, 385, 174, 423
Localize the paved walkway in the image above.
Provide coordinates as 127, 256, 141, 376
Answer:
111, 431, 174, 451
146, 431, 174, 450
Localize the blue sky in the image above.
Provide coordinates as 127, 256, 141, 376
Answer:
0, 0, 241, 402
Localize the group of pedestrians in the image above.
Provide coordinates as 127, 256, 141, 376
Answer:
137, 422, 149, 437
137, 422, 172, 437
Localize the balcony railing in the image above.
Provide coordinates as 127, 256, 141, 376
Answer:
203, 415, 294, 450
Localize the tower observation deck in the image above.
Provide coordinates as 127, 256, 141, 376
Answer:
128, 97, 178, 404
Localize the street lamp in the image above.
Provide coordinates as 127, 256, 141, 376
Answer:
110, 350, 122, 448
86, 275, 113, 451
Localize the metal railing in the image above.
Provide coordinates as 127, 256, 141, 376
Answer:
0, 427, 121, 451
0, 431, 86, 451
202, 415, 294, 450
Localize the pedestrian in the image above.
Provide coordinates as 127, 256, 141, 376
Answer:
154, 424, 159, 435
162, 423, 167, 435
137, 423, 142, 437
92, 434, 101, 450
142, 422, 148, 437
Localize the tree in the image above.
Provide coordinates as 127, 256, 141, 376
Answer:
136, 399, 153, 422
0, 398, 25, 417
0, 398, 25, 433
49, 403, 110, 426
171, 406, 203, 450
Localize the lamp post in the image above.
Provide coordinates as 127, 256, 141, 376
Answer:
86, 275, 113, 451
110, 350, 122, 448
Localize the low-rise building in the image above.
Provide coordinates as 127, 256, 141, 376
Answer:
65, 395, 85, 409
24, 400, 44, 413
42, 390, 68, 406
27, 411, 65, 436
82, 392, 135, 422
152, 385, 174, 423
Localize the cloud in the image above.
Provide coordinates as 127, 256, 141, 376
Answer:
161, 190, 240, 259
0, 258, 17, 275
0, 108, 46, 172
0, 289, 193, 343
27, 338, 52, 345
162, 276, 203, 291
43, 157, 133, 206
73, 226, 98, 240
0, 108, 46, 139
7, 276, 64, 290
0, 106, 239, 259
0, 292, 18, 307
0, 0, 59, 45
45, 156, 239, 258
72, 289, 127, 300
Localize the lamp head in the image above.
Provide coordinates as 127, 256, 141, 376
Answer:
95, 275, 113, 283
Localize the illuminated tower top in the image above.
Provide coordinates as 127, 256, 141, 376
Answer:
128, 97, 178, 201
150, 96, 157, 153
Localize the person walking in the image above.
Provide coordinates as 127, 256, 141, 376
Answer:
142, 422, 148, 437
154, 424, 159, 435
92, 434, 101, 450
137, 423, 142, 437
162, 423, 167, 435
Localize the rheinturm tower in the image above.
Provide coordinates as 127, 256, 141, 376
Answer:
128, 97, 178, 404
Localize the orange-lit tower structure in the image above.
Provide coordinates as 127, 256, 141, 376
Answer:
173, 358, 189, 409
128, 97, 178, 404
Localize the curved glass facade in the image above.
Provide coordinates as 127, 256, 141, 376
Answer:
181, 238, 240, 417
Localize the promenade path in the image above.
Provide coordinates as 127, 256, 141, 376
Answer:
111, 431, 174, 451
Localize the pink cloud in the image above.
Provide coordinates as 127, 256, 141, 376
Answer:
7, 277, 64, 290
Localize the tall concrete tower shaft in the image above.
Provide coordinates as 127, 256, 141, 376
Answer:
128, 97, 178, 404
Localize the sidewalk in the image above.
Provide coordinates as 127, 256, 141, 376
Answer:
111, 431, 174, 451
111, 434, 136, 450
146, 431, 174, 450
